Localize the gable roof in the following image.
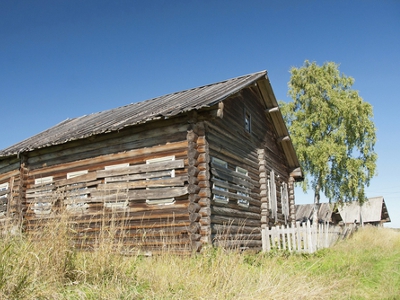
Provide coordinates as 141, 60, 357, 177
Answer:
0, 70, 301, 174
295, 203, 338, 223
338, 196, 391, 224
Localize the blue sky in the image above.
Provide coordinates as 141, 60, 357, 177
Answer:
1, 1, 399, 227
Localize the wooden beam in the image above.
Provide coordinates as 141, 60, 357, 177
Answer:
277, 136, 290, 143
267, 107, 279, 113
290, 167, 303, 179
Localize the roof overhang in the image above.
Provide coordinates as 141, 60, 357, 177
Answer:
256, 75, 303, 181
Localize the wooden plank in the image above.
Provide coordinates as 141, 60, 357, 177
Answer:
90, 186, 188, 201
96, 159, 185, 178
104, 170, 171, 182
97, 176, 188, 190
28, 141, 188, 176
56, 172, 98, 187
211, 206, 260, 220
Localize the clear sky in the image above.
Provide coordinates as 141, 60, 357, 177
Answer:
1, 1, 399, 227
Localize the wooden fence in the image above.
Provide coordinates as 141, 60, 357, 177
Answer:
262, 221, 355, 253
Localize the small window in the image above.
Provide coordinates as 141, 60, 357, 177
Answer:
0, 182, 9, 198
211, 157, 229, 203
104, 163, 130, 170
104, 163, 130, 209
33, 177, 54, 215
281, 182, 289, 224
236, 167, 249, 207
268, 170, 277, 222
146, 156, 175, 205
0, 182, 9, 217
66, 170, 89, 212
67, 170, 88, 180
244, 110, 251, 133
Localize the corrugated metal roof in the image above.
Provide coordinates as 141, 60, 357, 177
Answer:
0, 71, 266, 157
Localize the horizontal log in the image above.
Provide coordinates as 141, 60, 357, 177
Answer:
187, 184, 200, 194
199, 217, 210, 226
188, 221, 200, 234
197, 170, 208, 182
213, 239, 262, 248
97, 176, 188, 190
191, 241, 202, 252
186, 131, 198, 143
189, 213, 201, 222
56, 172, 98, 187
211, 206, 260, 220
187, 166, 199, 177
198, 188, 211, 198
210, 166, 254, 189
96, 160, 185, 178
211, 224, 261, 234
188, 194, 200, 203
199, 207, 211, 217
198, 198, 210, 207
197, 153, 208, 164
211, 215, 261, 227
188, 202, 200, 213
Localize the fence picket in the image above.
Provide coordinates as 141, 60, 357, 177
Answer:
262, 221, 351, 254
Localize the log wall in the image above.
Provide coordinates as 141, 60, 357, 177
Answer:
0, 163, 21, 233
205, 86, 293, 249
22, 117, 194, 254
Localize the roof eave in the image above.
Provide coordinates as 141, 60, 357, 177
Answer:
256, 75, 303, 181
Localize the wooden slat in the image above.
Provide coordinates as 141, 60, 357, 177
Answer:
96, 159, 185, 178
97, 176, 188, 190
91, 186, 189, 201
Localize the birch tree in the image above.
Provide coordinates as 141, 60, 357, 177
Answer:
280, 61, 377, 211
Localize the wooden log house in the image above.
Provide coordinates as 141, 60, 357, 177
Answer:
0, 71, 303, 253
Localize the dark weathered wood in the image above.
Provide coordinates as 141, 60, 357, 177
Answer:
28, 141, 188, 177
211, 215, 261, 227
188, 202, 201, 213
96, 160, 185, 178
211, 206, 260, 220
211, 224, 260, 234
97, 176, 188, 190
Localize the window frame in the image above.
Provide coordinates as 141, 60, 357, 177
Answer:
211, 157, 229, 204
244, 109, 252, 133
0, 182, 9, 217
33, 176, 54, 215
236, 166, 250, 207
145, 156, 176, 205
66, 170, 89, 212
103, 163, 130, 209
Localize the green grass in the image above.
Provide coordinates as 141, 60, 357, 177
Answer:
1, 222, 399, 299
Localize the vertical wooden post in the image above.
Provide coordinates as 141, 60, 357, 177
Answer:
189, 121, 212, 250
257, 149, 269, 230
288, 176, 295, 225
187, 125, 202, 252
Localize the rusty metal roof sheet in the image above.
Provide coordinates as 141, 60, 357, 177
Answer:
0, 71, 266, 157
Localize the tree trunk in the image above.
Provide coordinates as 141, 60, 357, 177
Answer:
313, 184, 320, 229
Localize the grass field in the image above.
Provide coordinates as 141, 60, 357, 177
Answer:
1, 221, 399, 299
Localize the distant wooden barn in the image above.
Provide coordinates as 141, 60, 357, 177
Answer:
338, 196, 391, 226
0, 71, 302, 253
295, 203, 342, 225
295, 196, 391, 227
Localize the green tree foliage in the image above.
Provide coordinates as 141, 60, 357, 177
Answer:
280, 61, 377, 203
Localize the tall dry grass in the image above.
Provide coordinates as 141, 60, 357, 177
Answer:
1, 215, 399, 299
